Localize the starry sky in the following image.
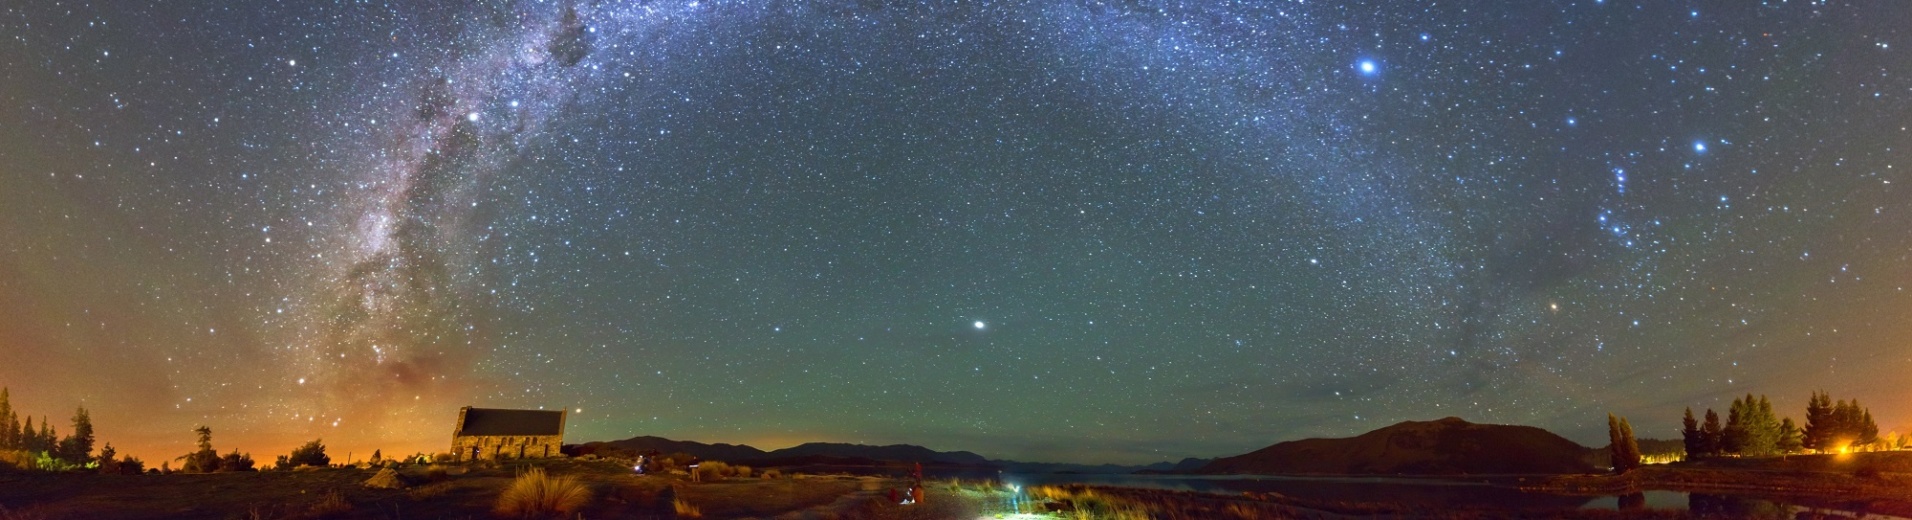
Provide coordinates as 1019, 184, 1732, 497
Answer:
2, 0, 1910, 465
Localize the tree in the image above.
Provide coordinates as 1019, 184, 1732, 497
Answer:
1619, 416, 1642, 472
97, 443, 119, 474
179, 426, 221, 473
57, 407, 95, 465
371, 449, 382, 462
1681, 408, 1702, 459
0, 387, 13, 450
277, 439, 331, 469
1607, 413, 1641, 473
1699, 408, 1724, 457
1860, 409, 1881, 447
1804, 391, 1832, 451
220, 450, 256, 472
1778, 418, 1804, 454
1740, 395, 1780, 457
17, 416, 32, 453
1723, 397, 1748, 455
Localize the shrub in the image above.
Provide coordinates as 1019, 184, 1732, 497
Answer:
732, 465, 751, 479
494, 467, 592, 517
672, 498, 702, 518
760, 468, 781, 479
363, 468, 406, 489
278, 439, 330, 470
692, 461, 730, 481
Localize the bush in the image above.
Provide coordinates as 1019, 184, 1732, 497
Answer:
278, 439, 330, 470
732, 465, 752, 479
760, 468, 781, 479
363, 468, 406, 489
494, 467, 592, 517
692, 461, 730, 481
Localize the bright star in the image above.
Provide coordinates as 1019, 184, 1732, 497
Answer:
1694, 141, 1707, 153
974, 320, 986, 330
1357, 60, 1378, 75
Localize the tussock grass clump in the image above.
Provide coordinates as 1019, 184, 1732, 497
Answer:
362, 467, 406, 489
732, 464, 752, 479
759, 468, 781, 479
493, 467, 592, 517
672, 498, 702, 518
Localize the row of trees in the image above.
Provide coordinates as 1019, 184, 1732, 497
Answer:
1680, 391, 1881, 460
0, 387, 125, 471
171, 426, 331, 473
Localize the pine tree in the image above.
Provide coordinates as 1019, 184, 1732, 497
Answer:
1700, 408, 1724, 457
58, 407, 95, 465
1778, 418, 1804, 454
1607, 413, 1626, 472
1723, 396, 1747, 455
1804, 391, 1832, 452
1742, 395, 1779, 457
1681, 408, 1702, 459
1861, 409, 1880, 447
20, 416, 35, 453
180, 426, 221, 473
0, 387, 13, 450
1618, 416, 1642, 472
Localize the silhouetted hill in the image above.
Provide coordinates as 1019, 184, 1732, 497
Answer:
572, 435, 768, 461
1199, 417, 1597, 475
1003, 457, 1213, 474
766, 442, 991, 465
568, 436, 993, 466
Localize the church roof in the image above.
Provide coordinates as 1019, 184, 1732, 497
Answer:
456, 407, 566, 436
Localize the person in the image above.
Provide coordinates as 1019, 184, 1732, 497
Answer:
634, 454, 647, 474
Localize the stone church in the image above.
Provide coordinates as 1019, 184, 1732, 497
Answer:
451, 406, 567, 461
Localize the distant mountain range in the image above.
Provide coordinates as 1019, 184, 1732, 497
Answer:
1195, 417, 1597, 475
566, 435, 1207, 473
574, 416, 1609, 476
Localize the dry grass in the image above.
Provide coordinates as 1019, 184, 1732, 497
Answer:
306, 490, 352, 516
406, 481, 456, 501
361, 468, 405, 489
672, 497, 703, 518
493, 467, 593, 518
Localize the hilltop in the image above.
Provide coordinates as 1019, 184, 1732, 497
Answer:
1198, 417, 1597, 475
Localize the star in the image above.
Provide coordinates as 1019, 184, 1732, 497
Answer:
974, 321, 987, 330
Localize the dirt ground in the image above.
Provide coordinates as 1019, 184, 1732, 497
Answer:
0, 458, 957, 520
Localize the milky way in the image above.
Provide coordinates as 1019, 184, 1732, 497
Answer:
2, 1, 1911, 464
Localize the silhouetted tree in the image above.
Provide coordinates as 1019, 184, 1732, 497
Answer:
1804, 391, 1832, 451
97, 443, 118, 474
277, 439, 330, 469
1723, 396, 1748, 455
1681, 408, 1702, 459
1740, 395, 1780, 457
1608, 413, 1641, 473
1700, 408, 1724, 457
57, 407, 95, 465
179, 426, 221, 473
19, 416, 35, 453
1777, 418, 1804, 454
220, 449, 256, 472
0, 387, 13, 450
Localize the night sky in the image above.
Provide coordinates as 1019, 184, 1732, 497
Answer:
3, 1, 1910, 465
